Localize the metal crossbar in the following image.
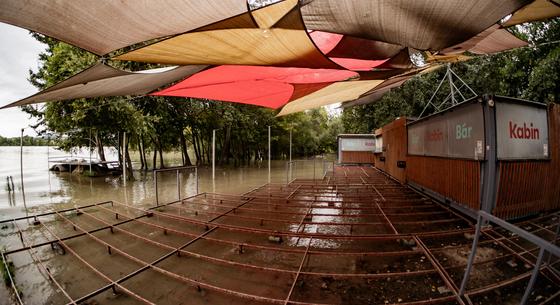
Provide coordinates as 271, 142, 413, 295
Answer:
153, 165, 198, 206
459, 211, 560, 305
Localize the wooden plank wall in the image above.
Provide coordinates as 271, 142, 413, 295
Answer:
494, 104, 560, 219
407, 156, 481, 211
379, 118, 408, 183
340, 151, 375, 164
374, 154, 385, 172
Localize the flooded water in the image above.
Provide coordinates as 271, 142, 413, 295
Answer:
0, 146, 330, 221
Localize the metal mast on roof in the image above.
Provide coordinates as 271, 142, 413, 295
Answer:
418, 64, 477, 119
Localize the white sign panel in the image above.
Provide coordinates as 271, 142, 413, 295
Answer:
375, 136, 383, 153
496, 102, 549, 160
407, 124, 424, 155
340, 138, 375, 151
407, 103, 485, 159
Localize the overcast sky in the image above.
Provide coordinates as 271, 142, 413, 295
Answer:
0, 22, 343, 138
0, 23, 46, 137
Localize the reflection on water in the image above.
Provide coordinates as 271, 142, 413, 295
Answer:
0, 146, 319, 220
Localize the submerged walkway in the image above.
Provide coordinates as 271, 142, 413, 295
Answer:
1, 166, 559, 304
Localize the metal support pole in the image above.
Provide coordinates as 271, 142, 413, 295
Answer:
195, 167, 199, 195
459, 215, 483, 295
123, 132, 127, 185
47, 135, 50, 170
89, 129, 92, 174
154, 172, 159, 206
313, 158, 316, 182
418, 69, 449, 119
268, 126, 271, 184
289, 128, 292, 183
520, 247, 546, 305
176, 169, 181, 200
480, 96, 498, 213
447, 64, 456, 105
548, 218, 560, 264
212, 129, 216, 182
20, 128, 27, 209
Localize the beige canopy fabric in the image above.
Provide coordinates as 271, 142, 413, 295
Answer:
503, 0, 560, 27
300, 0, 530, 50
276, 80, 383, 116
1, 63, 206, 109
115, 0, 340, 69
0, 0, 247, 55
469, 29, 528, 54
341, 66, 440, 108
441, 25, 527, 55
341, 78, 411, 108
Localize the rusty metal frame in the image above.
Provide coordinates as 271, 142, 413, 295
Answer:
3, 167, 559, 305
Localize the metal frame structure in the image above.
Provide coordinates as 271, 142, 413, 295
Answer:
418, 64, 477, 119
1, 166, 558, 305
459, 211, 560, 305
285, 159, 334, 183
153, 165, 198, 206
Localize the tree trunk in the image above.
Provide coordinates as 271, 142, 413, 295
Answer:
95, 132, 107, 168
157, 138, 165, 168
137, 135, 145, 170
140, 135, 147, 170
192, 132, 201, 165
152, 146, 157, 170
180, 133, 192, 166
201, 135, 207, 165
220, 125, 231, 166
124, 135, 134, 179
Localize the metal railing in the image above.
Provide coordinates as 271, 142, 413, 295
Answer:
285, 159, 335, 184
459, 210, 560, 304
153, 166, 198, 206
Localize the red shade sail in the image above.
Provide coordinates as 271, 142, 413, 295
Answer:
309, 31, 408, 70
151, 65, 358, 109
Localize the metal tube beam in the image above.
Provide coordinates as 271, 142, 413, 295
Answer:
1, 250, 24, 305
459, 215, 483, 295
123, 132, 127, 185
520, 247, 546, 305
20, 128, 27, 210
212, 129, 216, 182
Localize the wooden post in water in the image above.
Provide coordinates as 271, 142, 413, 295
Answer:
20, 128, 27, 210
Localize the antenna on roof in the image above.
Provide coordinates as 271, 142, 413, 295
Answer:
418, 64, 477, 119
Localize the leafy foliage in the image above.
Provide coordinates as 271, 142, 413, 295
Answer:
21, 34, 343, 169
342, 19, 560, 133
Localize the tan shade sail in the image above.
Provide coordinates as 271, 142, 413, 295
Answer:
341, 78, 411, 108
503, 0, 560, 27
301, 0, 530, 50
1, 63, 205, 108
342, 66, 439, 108
469, 29, 528, 54
0, 0, 247, 55
441, 25, 527, 55
276, 80, 383, 116
115, 0, 339, 69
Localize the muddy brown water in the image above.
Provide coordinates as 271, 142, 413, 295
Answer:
0, 146, 329, 219
0, 146, 331, 304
